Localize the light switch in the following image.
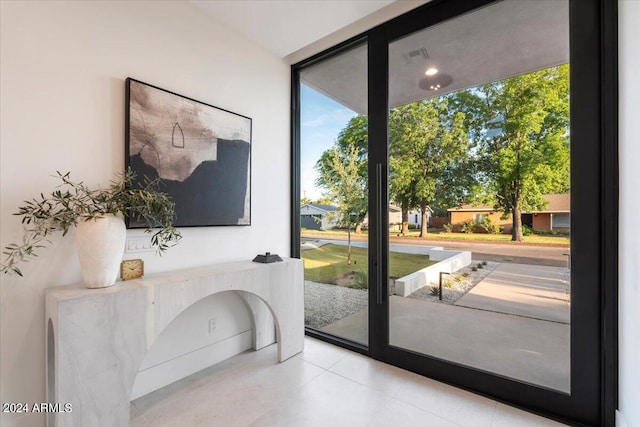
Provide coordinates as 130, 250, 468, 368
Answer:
125, 237, 154, 253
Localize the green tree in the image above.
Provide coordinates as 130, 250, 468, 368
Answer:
389, 97, 470, 237
315, 116, 368, 264
315, 115, 368, 232
470, 64, 570, 241
314, 196, 334, 205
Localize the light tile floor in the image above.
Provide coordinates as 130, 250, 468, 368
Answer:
131, 337, 568, 427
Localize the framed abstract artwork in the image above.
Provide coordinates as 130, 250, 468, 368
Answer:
125, 78, 251, 227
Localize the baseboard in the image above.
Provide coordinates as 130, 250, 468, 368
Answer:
130, 329, 253, 400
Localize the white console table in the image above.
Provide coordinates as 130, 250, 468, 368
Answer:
45, 258, 304, 427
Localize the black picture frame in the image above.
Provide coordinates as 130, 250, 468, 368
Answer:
125, 77, 252, 227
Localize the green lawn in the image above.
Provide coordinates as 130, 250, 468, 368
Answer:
301, 243, 436, 285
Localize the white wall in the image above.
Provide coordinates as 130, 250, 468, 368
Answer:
0, 1, 289, 426
618, 2, 640, 427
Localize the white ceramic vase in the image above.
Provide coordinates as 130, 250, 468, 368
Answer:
75, 214, 126, 288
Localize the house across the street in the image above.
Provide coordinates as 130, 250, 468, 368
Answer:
389, 205, 433, 230
363, 205, 432, 231
448, 193, 570, 233
300, 203, 338, 230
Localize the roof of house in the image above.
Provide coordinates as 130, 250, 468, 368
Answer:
301, 203, 338, 213
531, 193, 570, 213
447, 194, 570, 214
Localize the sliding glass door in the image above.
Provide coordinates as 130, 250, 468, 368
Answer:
386, 0, 571, 392
293, 0, 615, 424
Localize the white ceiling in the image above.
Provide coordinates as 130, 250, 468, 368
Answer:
190, 0, 396, 59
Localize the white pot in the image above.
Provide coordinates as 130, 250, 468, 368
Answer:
75, 214, 126, 289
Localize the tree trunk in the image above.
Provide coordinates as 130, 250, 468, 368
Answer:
511, 202, 523, 242
419, 202, 428, 238
355, 222, 362, 234
347, 225, 352, 265
401, 208, 409, 235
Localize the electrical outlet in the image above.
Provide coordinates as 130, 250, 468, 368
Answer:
208, 318, 216, 333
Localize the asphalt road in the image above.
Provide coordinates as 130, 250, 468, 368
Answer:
302, 234, 570, 267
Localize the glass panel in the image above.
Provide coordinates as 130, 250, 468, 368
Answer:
387, 0, 570, 392
299, 43, 369, 345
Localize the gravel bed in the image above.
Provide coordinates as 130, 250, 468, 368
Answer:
304, 281, 367, 329
407, 260, 500, 304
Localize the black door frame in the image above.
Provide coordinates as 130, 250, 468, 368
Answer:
291, 1, 617, 425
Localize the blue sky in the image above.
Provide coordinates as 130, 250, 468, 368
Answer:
300, 84, 357, 201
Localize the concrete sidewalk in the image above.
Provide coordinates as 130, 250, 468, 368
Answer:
455, 263, 570, 323
320, 262, 572, 392
321, 297, 570, 393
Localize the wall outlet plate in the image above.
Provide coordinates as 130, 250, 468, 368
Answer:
125, 237, 154, 253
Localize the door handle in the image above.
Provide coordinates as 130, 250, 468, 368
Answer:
376, 163, 383, 305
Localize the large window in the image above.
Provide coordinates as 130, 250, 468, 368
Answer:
473, 214, 488, 224
298, 42, 369, 346
292, 0, 617, 424
552, 213, 571, 228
